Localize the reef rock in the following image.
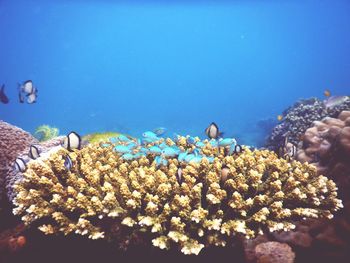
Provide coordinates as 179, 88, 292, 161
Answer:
254, 242, 295, 263
266, 97, 350, 151
0, 121, 38, 206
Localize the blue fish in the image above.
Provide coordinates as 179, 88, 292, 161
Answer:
218, 138, 236, 147
206, 156, 215, 163
140, 147, 149, 153
153, 127, 167, 136
190, 156, 203, 163
149, 146, 162, 155
155, 156, 168, 166
134, 152, 145, 159
193, 149, 200, 156
158, 142, 168, 149
195, 141, 205, 148
109, 137, 118, 144
126, 142, 138, 149
142, 131, 158, 138
117, 135, 131, 142
186, 136, 196, 144
141, 137, 160, 144
178, 152, 188, 162
114, 145, 131, 154
209, 140, 218, 147
121, 153, 135, 160
162, 147, 180, 157
173, 133, 181, 142
184, 154, 195, 162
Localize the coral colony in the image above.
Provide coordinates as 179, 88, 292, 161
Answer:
11, 131, 342, 255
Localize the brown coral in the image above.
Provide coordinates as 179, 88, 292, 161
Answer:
11, 138, 342, 255
254, 242, 295, 263
0, 120, 38, 206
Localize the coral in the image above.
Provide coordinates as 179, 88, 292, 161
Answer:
0, 223, 26, 259
0, 121, 38, 206
33, 125, 59, 142
266, 97, 350, 151
83, 132, 131, 144
254, 242, 295, 263
6, 136, 65, 203
11, 136, 342, 255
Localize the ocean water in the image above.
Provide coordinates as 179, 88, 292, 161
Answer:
0, 0, 349, 146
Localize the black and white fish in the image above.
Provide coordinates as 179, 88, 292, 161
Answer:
64, 155, 73, 171
62, 131, 81, 151
18, 80, 38, 104
14, 158, 27, 173
176, 168, 182, 185
205, 122, 223, 139
278, 134, 297, 160
28, 145, 40, 159
0, 84, 9, 104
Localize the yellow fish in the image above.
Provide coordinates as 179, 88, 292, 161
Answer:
277, 115, 283, 121
324, 89, 331, 97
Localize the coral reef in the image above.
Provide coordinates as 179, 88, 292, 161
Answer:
0, 121, 38, 206
266, 97, 350, 151
11, 136, 342, 255
33, 125, 59, 142
253, 242, 295, 263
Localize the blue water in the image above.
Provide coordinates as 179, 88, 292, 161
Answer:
1, 0, 349, 146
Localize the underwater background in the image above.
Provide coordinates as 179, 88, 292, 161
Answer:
1, 0, 350, 145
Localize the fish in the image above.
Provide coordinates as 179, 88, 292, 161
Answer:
205, 122, 223, 139
62, 132, 81, 151
153, 127, 167, 136
0, 84, 9, 104
161, 147, 180, 157
195, 141, 205, 148
184, 153, 195, 162
323, 96, 349, 109
178, 152, 188, 162
209, 139, 218, 147
277, 134, 297, 160
218, 138, 236, 147
176, 168, 182, 184
113, 145, 131, 154
186, 136, 196, 144
19, 80, 35, 94
277, 115, 283, 121
28, 145, 40, 159
14, 157, 27, 172
142, 131, 158, 138
324, 89, 331, 97
121, 153, 135, 160
117, 135, 131, 142
155, 156, 168, 166
149, 146, 162, 155
189, 156, 203, 163
26, 92, 37, 104
229, 144, 243, 155
18, 91, 25, 103
64, 155, 73, 171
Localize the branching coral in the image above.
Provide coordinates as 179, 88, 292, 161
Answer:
12, 138, 342, 255
33, 125, 59, 142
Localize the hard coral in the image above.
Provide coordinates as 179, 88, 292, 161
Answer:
12, 140, 342, 255
0, 121, 38, 206
266, 97, 350, 151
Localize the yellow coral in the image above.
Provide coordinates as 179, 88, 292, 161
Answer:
12, 141, 342, 255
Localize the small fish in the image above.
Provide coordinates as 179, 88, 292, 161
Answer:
162, 147, 180, 157
140, 147, 149, 153
14, 157, 27, 173
62, 132, 81, 151
209, 139, 218, 147
193, 149, 200, 156
176, 168, 182, 184
277, 115, 283, 121
64, 155, 73, 171
149, 146, 162, 155
0, 84, 9, 104
195, 141, 205, 148
117, 135, 131, 142
178, 152, 188, 162
121, 153, 135, 160
189, 156, 203, 163
28, 145, 40, 159
155, 156, 168, 166
153, 127, 167, 136
26, 92, 37, 104
218, 138, 236, 147
324, 89, 331, 97
114, 145, 131, 154
141, 137, 160, 144
205, 122, 223, 139
158, 142, 168, 149
186, 136, 196, 144
19, 80, 35, 94
109, 137, 118, 144
18, 91, 24, 103
184, 153, 195, 163
142, 131, 158, 138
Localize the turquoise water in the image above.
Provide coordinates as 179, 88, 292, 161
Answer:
1, 0, 349, 145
